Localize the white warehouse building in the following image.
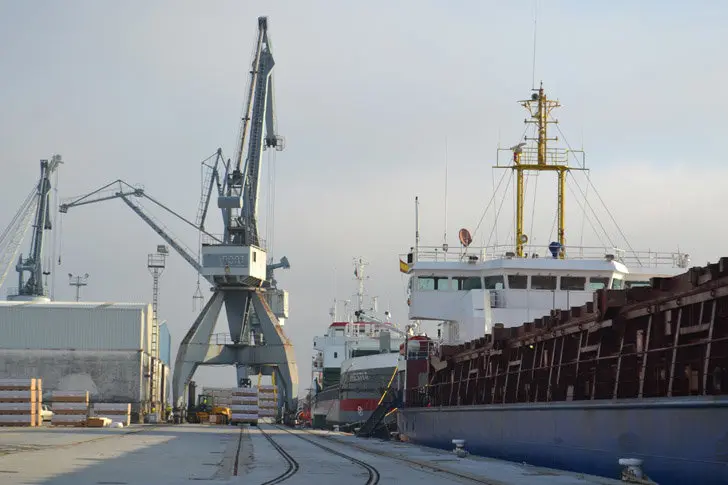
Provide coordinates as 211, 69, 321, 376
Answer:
0, 301, 170, 422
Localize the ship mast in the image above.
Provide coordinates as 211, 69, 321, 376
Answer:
353, 257, 369, 312
499, 83, 578, 259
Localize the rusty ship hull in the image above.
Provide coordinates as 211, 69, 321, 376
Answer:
398, 258, 728, 485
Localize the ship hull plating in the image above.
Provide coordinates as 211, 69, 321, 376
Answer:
398, 396, 728, 485
313, 365, 395, 428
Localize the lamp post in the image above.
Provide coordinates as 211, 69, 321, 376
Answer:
68, 273, 89, 302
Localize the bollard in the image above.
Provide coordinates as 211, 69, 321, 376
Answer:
618, 458, 652, 483
452, 439, 468, 458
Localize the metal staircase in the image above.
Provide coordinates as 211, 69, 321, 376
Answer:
356, 367, 400, 438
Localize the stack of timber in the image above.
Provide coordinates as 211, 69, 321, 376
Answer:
230, 387, 258, 424
258, 385, 277, 422
202, 387, 233, 408
0, 379, 39, 427
92, 403, 131, 426
51, 391, 89, 427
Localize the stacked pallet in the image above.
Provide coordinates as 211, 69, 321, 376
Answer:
92, 403, 131, 427
258, 385, 277, 422
202, 387, 233, 408
51, 391, 89, 427
0, 379, 39, 427
230, 387, 258, 424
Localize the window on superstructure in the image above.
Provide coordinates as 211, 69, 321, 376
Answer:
589, 277, 609, 291
417, 277, 435, 290
416, 276, 450, 291
625, 280, 651, 289
483, 275, 504, 290
454, 277, 483, 290
531, 275, 557, 290
560, 276, 585, 291
612, 278, 624, 290
508, 275, 528, 289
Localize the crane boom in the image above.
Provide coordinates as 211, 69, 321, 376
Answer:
118, 196, 204, 276
60, 180, 206, 278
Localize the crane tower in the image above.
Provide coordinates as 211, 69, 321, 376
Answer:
3, 155, 62, 301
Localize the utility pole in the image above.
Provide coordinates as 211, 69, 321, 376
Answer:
68, 273, 89, 302
147, 245, 167, 420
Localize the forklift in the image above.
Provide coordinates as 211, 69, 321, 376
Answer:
187, 394, 231, 424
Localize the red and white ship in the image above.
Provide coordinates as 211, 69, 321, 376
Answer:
310, 258, 406, 429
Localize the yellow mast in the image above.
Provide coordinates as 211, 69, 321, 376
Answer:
497, 83, 575, 259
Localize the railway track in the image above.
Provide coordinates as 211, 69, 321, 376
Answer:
256, 426, 299, 484
256, 424, 379, 485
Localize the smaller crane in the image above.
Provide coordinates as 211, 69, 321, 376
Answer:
8, 155, 62, 301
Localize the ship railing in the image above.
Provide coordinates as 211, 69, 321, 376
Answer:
5, 287, 49, 298
200, 232, 267, 250
210, 333, 234, 345
406, 245, 690, 268
494, 146, 571, 167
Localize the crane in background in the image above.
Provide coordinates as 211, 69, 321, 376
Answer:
59, 16, 298, 417
0, 155, 62, 301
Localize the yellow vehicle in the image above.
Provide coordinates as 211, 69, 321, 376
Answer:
188, 394, 231, 424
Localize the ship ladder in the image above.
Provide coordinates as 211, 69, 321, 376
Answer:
356, 367, 399, 438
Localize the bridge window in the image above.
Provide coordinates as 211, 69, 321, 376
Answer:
560, 276, 585, 291
612, 278, 624, 290
417, 276, 450, 291
625, 280, 651, 289
454, 277, 483, 290
508, 275, 528, 289
483, 275, 505, 290
589, 277, 609, 290
532, 275, 557, 290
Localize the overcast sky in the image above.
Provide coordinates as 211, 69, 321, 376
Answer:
1, 1, 726, 395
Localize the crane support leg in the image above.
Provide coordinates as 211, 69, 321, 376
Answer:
171, 291, 225, 407
251, 292, 299, 412
171, 289, 299, 413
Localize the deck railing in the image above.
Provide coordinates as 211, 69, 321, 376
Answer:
404, 245, 690, 268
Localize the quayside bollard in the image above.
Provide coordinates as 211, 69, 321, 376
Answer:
618, 458, 658, 484
452, 439, 468, 458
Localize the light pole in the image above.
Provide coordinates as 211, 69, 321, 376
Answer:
68, 273, 89, 302
147, 245, 168, 419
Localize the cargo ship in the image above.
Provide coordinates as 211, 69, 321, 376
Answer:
311, 258, 406, 429
395, 85, 727, 485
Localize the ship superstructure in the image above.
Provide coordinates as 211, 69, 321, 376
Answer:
402, 84, 689, 346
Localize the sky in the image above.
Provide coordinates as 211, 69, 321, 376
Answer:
0, 1, 726, 396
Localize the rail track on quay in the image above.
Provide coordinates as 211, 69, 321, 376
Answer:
255, 424, 380, 484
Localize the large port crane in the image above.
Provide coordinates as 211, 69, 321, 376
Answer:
0, 155, 62, 300
59, 16, 298, 416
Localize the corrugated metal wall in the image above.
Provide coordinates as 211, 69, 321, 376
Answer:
0, 302, 152, 352
159, 321, 171, 366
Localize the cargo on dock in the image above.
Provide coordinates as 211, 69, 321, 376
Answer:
0, 301, 170, 422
